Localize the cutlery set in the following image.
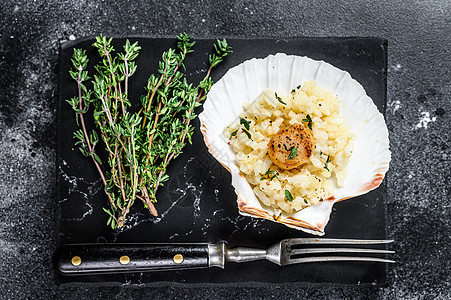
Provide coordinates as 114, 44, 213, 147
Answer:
54, 238, 394, 275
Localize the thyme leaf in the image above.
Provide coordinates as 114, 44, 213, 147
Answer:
260, 168, 279, 181
285, 189, 293, 202
324, 155, 331, 171
288, 147, 298, 160
240, 118, 251, 130
302, 114, 313, 130
242, 128, 253, 140
291, 85, 301, 93
275, 92, 287, 105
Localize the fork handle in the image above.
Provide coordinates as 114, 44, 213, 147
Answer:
53, 243, 211, 275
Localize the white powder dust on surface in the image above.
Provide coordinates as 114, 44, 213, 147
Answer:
388, 62, 403, 72
415, 111, 437, 129
388, 99, 401, 114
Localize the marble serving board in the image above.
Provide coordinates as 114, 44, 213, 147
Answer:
56, 37, 388, 285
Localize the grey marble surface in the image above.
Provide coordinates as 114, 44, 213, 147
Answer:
0, 0, 449, 299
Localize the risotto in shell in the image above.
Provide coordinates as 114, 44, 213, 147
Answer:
224, 80, 355, 214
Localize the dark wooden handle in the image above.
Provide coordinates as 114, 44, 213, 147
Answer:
53, 243, 210, 275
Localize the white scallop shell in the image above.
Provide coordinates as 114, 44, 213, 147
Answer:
199, 53, 391, 235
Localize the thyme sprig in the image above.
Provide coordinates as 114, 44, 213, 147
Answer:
139, 36, 232, 211
67, 34, 231, 229
66, 48, 116, 211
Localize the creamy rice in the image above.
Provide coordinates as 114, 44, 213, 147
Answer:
224, 80, 355, 214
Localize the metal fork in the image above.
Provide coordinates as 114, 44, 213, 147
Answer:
54, 238, 394, 275
210, 238, 395, 268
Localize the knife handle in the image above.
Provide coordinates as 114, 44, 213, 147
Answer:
53, 243, 213, 275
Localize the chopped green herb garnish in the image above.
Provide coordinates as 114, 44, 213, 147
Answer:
283, 144, 289, 151
297, 85, 301, 89
285, 189, 293, 202
230, 129, 238, 137
304, 199, 308, 204
242, 128, 252, 140
288, 147, 298, 160
240, 118, 251, 130
302, 114, 313, 130
260, 168, 279, 181
275, 92, 287, 105
324, 155, 331, 171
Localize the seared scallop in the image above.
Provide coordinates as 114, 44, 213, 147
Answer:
268, 123, 313, 170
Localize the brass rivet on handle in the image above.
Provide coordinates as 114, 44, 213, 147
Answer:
71, 256, 81, 266
120, 255, 130, 265
173, 254, 184, 264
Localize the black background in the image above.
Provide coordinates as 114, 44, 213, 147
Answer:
1, 1, 450, 298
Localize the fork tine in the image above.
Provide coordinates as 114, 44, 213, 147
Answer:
284, 238, 394, 246
290, 248, 395, 256
286, 256, 396, 265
